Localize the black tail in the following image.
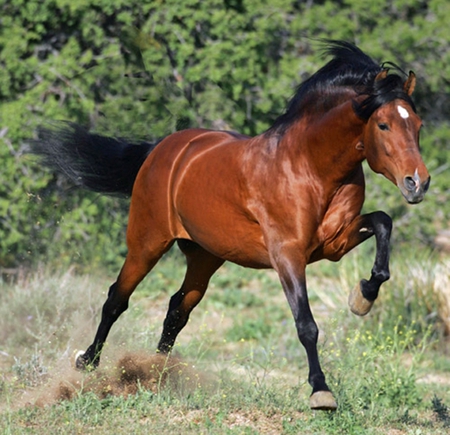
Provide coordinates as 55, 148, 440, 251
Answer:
31, 123, 157, 197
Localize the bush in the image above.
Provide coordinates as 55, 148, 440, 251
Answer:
1, 0, 449, 269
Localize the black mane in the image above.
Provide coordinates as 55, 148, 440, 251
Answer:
268, 40, 416, 135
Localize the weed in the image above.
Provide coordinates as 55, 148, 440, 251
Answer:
12, 351, 48, 388
432, 395, 450, 428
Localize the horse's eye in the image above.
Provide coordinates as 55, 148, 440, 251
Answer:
378, 123, 389, 131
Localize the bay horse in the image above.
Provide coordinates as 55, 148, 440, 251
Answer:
32, 41, 430, 410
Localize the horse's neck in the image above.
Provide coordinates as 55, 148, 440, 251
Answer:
286, 100, 366, 181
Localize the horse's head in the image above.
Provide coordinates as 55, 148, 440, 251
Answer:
360, 71, 430, 204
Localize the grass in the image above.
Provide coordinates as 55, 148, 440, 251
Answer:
1, 246, 450, 434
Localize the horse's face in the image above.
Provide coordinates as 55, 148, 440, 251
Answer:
363, 99, 430, 204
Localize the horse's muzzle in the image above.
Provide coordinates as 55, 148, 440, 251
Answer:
401, 174, 431, 204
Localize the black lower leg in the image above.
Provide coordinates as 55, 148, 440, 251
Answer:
76, 283, 129, 370
361, 211, 392, 301
157, 289, 189, 354
156, 242, 223, 354
297, 318, 329, 393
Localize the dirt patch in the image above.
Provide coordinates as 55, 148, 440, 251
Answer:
20, 351, 211, 407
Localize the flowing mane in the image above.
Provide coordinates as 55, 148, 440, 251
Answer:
268, 40, 416, 136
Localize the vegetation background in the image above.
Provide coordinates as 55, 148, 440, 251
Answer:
1, 0, 449, 270
1, 0, 450, 433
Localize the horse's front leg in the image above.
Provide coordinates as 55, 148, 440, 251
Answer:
320, 211, 392, 316
274, 244, 337, 411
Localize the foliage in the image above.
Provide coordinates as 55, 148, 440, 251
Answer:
0, 0, 449, 268
327, 319, 429, 409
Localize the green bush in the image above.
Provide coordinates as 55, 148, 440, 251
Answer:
1, 0, 449, 269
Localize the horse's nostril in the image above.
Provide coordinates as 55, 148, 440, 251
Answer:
423, 176, 431, 192
404, 176, 416, 192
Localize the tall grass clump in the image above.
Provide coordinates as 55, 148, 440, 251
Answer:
327, 318, 430, 409
0, 269, 107, 361
288, 317, 438, 435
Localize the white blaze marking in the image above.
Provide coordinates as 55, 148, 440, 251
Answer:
397, 105, 409, 119
414, 168, 420, 192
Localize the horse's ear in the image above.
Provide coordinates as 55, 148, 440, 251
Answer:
375, 69, 388, 81
403, 70, 416, 96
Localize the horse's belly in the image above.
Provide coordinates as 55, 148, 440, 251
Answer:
177, 209, 271, 269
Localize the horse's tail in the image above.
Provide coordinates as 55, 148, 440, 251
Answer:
31, 123, 157, 197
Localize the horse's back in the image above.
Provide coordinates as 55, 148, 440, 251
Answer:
130, 129, 270, 267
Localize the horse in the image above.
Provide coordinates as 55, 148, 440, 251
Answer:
32, 41, 430, 411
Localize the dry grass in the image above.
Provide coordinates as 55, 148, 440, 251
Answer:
434, 259, 450, 334
1, 252, 450, 434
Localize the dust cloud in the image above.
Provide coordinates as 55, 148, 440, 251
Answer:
20, 351, 212, 407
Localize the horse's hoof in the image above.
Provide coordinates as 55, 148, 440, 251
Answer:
73, 350, 84, 367
348, 282, 374, 316
74, 350, 97, 371
74, 350, 87, 371
309, 391, 337, 411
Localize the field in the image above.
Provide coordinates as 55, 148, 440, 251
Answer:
1, 246, 450, 434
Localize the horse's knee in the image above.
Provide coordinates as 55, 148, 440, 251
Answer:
372, 211, 392, 236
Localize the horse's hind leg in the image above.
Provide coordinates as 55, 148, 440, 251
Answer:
76, 241, 172, 370
157, 240, 224, 354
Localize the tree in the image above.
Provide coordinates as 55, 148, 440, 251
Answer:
0, 0, 449, 268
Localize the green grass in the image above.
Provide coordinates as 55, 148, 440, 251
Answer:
1, 247, 450, 434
